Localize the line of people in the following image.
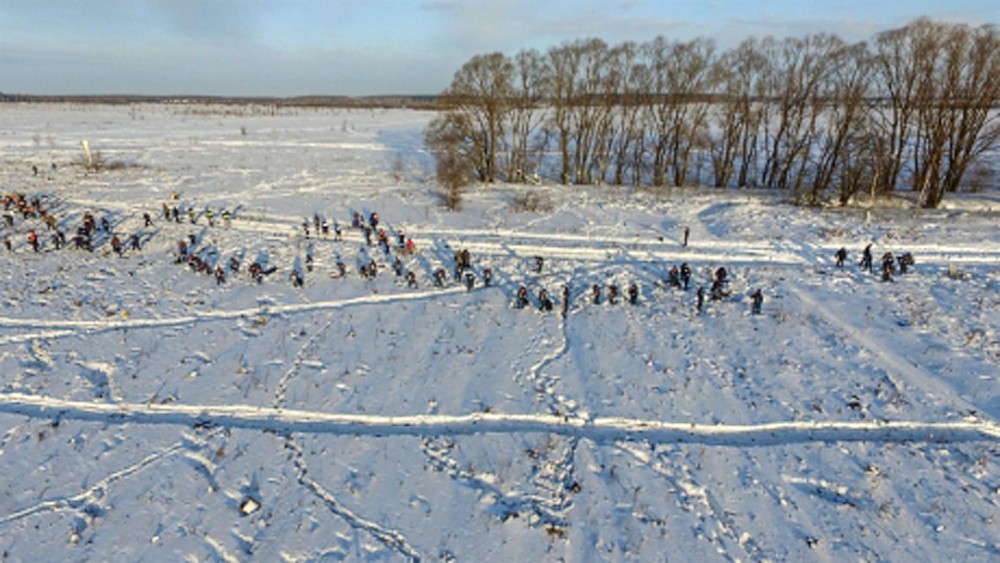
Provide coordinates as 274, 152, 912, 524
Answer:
838, 245, 915, 282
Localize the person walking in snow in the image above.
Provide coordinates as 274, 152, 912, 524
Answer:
249, 262, 264, 283
143, 212, 153, 227
750, 289, 763, 315
433, 268, 447, 287
561, 285, 570, 317
859, 244, 873, 273
627, 283, 639, 305
680, 263, 691, 290
482, 267, 493, 287
28, 230, 39, 252
696, 286, 705, 313
464, 271, 475, 291
4, 234, 11, 252
515, 285, 529, 309
538, 289, 553, 312
667, 265, 680, 288
835, 247, 847, 268
215, 265, 226, 285
534, 255, 544, 273
682, 226, 690, 247
898, 252, 914, 274
591, 283, 601, 305
710, 277, 726, 300
406, 271, 418, 288
881, 252, 895, 282
608, 284, 619, 305
714, 266, 728, 286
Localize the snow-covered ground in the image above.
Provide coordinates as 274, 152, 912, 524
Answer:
1, 103, 999, 561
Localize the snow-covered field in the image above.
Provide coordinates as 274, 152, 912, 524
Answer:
1, 103, 999, 561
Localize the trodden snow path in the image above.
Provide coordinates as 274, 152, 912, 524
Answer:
1, 393, 997, 446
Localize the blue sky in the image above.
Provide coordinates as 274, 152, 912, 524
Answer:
1, 0, 997, 96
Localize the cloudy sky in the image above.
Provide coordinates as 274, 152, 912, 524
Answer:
1, 0, 996, 96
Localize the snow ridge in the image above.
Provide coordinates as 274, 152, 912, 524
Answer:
1, 393, 997, 445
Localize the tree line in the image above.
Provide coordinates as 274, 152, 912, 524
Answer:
425, 19, 1000, 208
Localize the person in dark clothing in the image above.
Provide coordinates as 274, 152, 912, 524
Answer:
561, 285, 570, 317
143, 212, 153, 227
860, 244, 873, 273
680, 263, 691, 290
464, 272, 475, 291
835, 247, 847, 268
434, 268, 447, 287
627, 283, 639, 305
696, 286, 705, 313
406, 271, 418, 288
898, 252, 914, 274
682, 226, 690, 247
538, 289, 553, 312
667, 266, 680, 288
881, 252, 895, 282
592, 284, 601, 305
714, 267, 728, 285
751, 289, 763, 315
249, 262, 264, 283
515, 285, 529, 309
534, 256, 544, 273
110, 234, 123, 255
608, 284, 619, 305
482, 268, 493, 287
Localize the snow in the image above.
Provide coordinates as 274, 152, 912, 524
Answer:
1, 102, 999, 561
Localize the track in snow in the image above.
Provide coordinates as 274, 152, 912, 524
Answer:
1, 393, 997, 446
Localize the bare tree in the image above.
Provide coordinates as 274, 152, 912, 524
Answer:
438, 53, 514, 183
507, 49, 548, 183
808, 41, 871, 204
709, 38, 768, 188
425, 112, 477, 209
